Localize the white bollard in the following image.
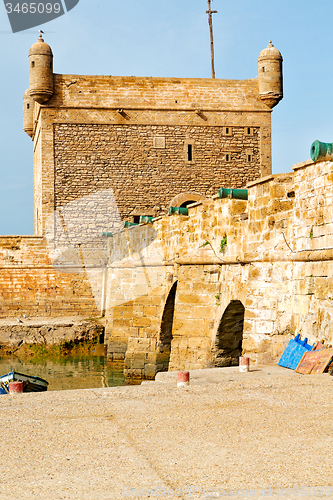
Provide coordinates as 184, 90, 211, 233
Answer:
177, 371, 190, 387
239, 357, 250, 372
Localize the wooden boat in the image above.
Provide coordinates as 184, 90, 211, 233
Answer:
0, 371, 49, 394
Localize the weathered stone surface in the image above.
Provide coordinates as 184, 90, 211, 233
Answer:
0, 321, 103, 348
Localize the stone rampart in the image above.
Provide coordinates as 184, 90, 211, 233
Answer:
3, 159, 333, 381
104, 158, 333, 379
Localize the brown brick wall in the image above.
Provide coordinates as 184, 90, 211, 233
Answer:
53, 123, 261, 223
0, 237, 99, 318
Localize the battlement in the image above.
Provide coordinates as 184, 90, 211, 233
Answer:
47, 74, 265, 111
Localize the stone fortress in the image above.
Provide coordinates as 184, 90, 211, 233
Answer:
2, 34, 333, 380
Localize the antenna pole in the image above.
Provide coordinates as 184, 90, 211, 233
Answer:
206, 0, 218, 78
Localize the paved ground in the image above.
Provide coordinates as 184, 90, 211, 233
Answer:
0, 365, 332, 500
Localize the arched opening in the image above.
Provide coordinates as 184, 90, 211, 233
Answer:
180, 200, 196, 208
169, 192, 204, 209
213, 300, 245, 367
157, 281, 178, 370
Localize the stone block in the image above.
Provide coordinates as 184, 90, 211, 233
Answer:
191, 282, 221, 294
132, 317, 152, 327
172, 318, 206, 337
146, 352, 158, 363
111, 352, 126, 361
144, 305, 157, 317
187, 337, 210, 349
124, 368, 143, 379
127, 337, 151, 351
270, 184, 286, 199
178, 293, 207, 305
144, 364, 158, 379
129, 356, 146, 370
192, 306, 216, 319
107, 340, 128, 354
255, 320, 274, 334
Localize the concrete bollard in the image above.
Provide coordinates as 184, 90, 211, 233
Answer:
177, 371, 190, 387
9, 381, 23, 394
239, 357, 250, 373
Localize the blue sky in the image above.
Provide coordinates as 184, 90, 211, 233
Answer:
0, 0, 333, 234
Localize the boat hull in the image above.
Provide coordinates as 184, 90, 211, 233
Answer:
0, 371, 48, 394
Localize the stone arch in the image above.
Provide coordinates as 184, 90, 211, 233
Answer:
157, 281, 178, 371
212, 300, 245, 367
169, 192, 204, 208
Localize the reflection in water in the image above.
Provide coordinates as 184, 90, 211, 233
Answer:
0, 355, 125, 391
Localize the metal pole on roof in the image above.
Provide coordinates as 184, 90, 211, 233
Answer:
206, 0, 218, 78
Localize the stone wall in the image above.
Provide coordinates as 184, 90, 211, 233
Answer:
0, 236, 99, 318
6, 143, 333, 380
104, 158, 333, 379
53, 123, 261, 224
32, 74, 273, 236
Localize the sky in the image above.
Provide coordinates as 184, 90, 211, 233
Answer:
0, 0, 333, 235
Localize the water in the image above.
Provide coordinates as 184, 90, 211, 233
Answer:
0, 354, 125, 391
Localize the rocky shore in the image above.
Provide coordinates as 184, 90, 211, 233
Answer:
0, 316, 104, 356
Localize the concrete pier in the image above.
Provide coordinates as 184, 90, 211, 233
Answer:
0, 365, 332, 499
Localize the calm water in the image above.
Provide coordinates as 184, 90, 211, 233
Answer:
0, 354, 125, 391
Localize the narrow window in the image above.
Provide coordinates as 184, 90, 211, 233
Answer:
187, 144, 193, 162
262, 67, 265, 72
226, 154, 230, 162
133, 216, 140, 224
247, 154, 252, 162
31, 61, 35, 67
27, 103, 30, 109
226, 127, 229, 134
247, 127, 251, 135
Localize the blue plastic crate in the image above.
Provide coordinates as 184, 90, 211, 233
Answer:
278, 334, 314, 370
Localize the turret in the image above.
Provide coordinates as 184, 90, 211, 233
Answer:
23, 89, 34, 137
258, 41, 283, 108
28, 34, 54, 104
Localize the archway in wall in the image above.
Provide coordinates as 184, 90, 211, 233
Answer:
169, 192, 204, 208
180, 200, 196, 208
157, 281, 178, 370
213, 300, 245, 367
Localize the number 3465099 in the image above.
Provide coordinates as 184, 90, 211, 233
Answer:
5, 2, 61, 14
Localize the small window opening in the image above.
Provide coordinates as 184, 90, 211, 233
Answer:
31, 61, 35, 67
226, 127, 229, 134
247, 154, 252, 162
27, 103, 30, 109
247, 127, 251, 134
133, 216, 140, 224
262, 67, 265, 72
187, 144, 193, 162
226, 154, 230, 162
